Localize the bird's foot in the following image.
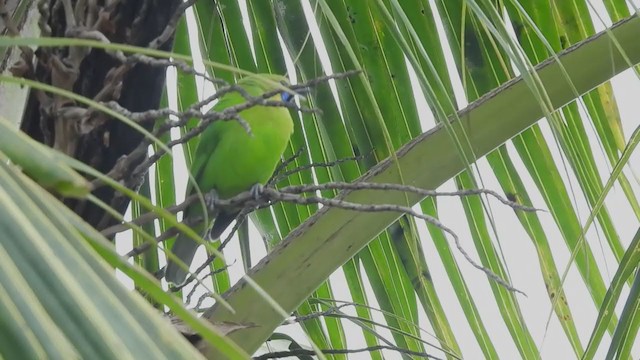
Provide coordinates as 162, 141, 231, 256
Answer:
249, 183, 264, 201
204, 189, 219, 212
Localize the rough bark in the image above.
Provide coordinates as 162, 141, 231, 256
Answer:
17, 0, 181, 229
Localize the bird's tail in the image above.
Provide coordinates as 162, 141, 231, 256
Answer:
209, 211, 237, 240
164, 212, 206, 285
164, 210, 236, 285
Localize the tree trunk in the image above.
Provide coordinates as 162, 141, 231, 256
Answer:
15, 0, 181, 229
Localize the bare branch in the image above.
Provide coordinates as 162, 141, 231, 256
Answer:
269, 146, 307, 185
183, 263, 232, 304
270, 153, 369, 185
256, 188, 525, 294
292, 299, 458, 359
146, 0, 197, 49
253, 345, 443, 360
103, 70, 361, 185
108, 179, 535, 240
277, 182, 539, 212
90, 72, 364, 230
112, 174, 534, 294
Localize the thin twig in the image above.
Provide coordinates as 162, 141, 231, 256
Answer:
146, 0, 196, 49
277, 182, 540, 212
109, 177, 538, 295
296, 298, 461, 358
259, 188, 525, 294
268, 146, 306, 186
107, 180, 535, 240
101, 193, 196, 237
168, 212, 251, 292
99, 70, 361, 188
270, 153, 369, 185
116, 179, 532, 294
92, 71, 362, 229
183, 263, 232, 304
253, 345, 443, 360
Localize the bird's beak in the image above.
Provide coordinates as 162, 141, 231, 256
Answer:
291, 87, 310, 101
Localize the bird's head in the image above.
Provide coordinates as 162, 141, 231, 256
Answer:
238, 73, 307, 103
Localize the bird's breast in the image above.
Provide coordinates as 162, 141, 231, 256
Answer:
210, 109, 293, 199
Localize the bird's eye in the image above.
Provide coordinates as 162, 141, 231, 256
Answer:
280, 92, 294, 102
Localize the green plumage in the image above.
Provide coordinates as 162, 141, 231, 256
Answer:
165, 74, 295, 284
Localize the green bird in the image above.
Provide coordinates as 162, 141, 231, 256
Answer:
165, 74, 297, 285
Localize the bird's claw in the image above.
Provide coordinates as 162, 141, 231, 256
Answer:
249, 183, 264, 201
204, 189, 219, 212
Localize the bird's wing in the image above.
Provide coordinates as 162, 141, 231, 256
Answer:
185, 91, 245, 197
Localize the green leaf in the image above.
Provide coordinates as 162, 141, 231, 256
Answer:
0, 116, 90, 197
